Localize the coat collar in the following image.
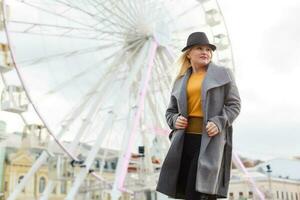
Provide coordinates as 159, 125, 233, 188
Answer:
178, 62, 231, 119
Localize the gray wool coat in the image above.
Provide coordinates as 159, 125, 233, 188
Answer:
156, 62, 241, 199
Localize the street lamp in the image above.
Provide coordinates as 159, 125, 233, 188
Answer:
266, 164, 274, 200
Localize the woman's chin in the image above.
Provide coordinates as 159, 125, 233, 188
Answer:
196, 61, 209, 66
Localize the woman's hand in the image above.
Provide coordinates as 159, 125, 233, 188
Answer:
175, 115, 188, 129
206, 121, 219, 137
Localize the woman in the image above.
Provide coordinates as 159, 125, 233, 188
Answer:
156, 32, 241, 200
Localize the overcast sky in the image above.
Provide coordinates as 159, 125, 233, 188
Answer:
1, 0, 299, 161
218, 0, 300, 160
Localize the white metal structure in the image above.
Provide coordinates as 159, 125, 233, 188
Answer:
0, 0, 259, 200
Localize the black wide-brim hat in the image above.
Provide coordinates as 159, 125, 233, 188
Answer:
181, 32, 216, 52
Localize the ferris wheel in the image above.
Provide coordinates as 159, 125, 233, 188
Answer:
0, 0, 238, 200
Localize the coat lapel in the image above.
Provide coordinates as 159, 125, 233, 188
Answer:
177, 67, 193, 118
200, 62, 232, 155
201, 62, 232, 107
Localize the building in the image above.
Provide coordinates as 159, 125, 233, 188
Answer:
228, 158, 300, 200
0, 127, 160, 200
0, 130, 127, 200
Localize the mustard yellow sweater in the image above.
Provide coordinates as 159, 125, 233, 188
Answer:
187, 71, 206, 117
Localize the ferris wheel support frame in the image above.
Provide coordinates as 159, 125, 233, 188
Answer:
116, 40, 158, 191
65, 39, 154, 199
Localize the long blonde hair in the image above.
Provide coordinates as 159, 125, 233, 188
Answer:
174, 50, 191, 80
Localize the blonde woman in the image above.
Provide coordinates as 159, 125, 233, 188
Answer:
156, 32, 241, 200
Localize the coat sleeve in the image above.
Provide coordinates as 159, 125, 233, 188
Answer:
208, 68, 241, 133
165, 84, 181, 130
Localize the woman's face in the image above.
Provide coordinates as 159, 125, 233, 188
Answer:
187, 45, 212, 67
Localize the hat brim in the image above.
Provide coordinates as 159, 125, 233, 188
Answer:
181, 43, 216, 52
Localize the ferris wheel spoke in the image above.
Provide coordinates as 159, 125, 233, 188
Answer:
164, 2, 202, 26
63, 62, 140, 147
93, 1, 138, 36
16, 0, 98, 29
54, 0, 136, 35
38, 39, 144, 100
155, 52, 173, 90
124, 0, 140, 21
150, 67, 171, 98
91, 1, 137, 32
17, 43, 122, 66
19, 54, 120, 104
6, 20, 104, 41
67, 85, 118, 154
6, 22, 127, 42
8, 29, 124, 42
72, 43, 146, 146
53, 75, 113, 140
12, 0, 125, 38
159, 47, 177, 76
8, 20, 95, 33
114, 0, 139, 28
56, 40, 145, 141
146, 94, 166, 134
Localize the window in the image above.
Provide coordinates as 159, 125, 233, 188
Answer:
239, 192, 244, 200
61, 181, 67, 194
39, 177, 46, 193
277, 191, 279, 199
104, 161, 108, 169
282, 192, 285, 200
111, 161, 116, 170
287, 192, 289, 200
229, 192, 234, 200
296, 193, 298, 200
95, 160, 100, 169
18, 176, 25, 193
52, 186, 56, 194
4, 181, 8, 192
249, 191, 253, 199
291, 192, 294, 200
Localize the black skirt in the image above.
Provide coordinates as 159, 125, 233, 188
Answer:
176, 133, 217, 200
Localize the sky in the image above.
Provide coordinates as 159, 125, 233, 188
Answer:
218, 0, 300, 160
1, 0, 300, 161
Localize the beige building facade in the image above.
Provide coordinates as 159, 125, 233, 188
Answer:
228, 168, 300, 200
